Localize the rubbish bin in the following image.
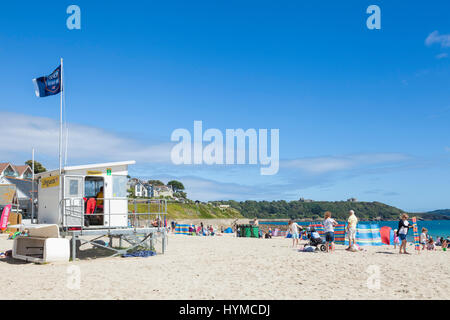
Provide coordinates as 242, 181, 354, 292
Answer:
243, 225, 251, 237
251, 226, 259, 238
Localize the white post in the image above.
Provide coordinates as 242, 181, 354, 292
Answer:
65, 126, 68, 166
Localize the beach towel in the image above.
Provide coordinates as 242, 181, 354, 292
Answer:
345, 224, 382, 246
122, 250, 156, 258
175, 224, 190, 235
380, 226, 392, 245
8, 231, 22, 240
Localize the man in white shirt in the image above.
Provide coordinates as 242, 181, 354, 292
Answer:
346, 210, 358, 251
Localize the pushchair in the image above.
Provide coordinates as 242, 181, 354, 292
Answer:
304, 227, 327, 252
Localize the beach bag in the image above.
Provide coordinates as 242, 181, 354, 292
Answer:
302, 246, 315, 252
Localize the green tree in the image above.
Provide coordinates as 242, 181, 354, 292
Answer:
148, 180, 164, 186
127, 188, 136, 198
25, 160, 46, 174
168, 180, 185, 193
174, 191, 187, 199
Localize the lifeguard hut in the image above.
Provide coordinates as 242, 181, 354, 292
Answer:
34, 160, 167, 261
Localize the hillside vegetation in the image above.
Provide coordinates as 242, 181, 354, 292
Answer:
425, 209, 450, 216
129, 200, 449, 221
130, 202, 243, 220
212, 200, 407, 221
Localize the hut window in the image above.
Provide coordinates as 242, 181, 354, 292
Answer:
69, 180, 79, 196
112, 176, 127, 198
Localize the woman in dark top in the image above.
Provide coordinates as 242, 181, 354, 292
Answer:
397, 214, 413, 254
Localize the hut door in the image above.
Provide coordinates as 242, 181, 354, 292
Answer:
63, 176, 85, 227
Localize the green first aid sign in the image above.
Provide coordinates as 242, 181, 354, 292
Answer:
106, 168, 112, 176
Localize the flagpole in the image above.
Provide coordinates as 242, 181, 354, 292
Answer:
31, 148, 35, 224
59, 58, 64, 222
59, 58, 63, 175
64, 127, 68, 166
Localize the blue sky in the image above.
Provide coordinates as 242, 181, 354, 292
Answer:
1, 1, 449, 211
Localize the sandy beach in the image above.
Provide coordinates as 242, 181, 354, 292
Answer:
0, 232, 448, 300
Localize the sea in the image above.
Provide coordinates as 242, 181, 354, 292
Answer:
260, 220, 450, 241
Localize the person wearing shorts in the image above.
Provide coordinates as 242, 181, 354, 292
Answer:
397, 214, 412, 254
323, 211, 338, 253
325, 231, 334, 242
346, 210, 358, 251
419, 228, 428, 251
288, 220, 302, 248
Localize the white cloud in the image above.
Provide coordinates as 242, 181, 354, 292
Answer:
0, 111, 173, 167
436, 53, 448, 59
282, 153, 410, 174
134, 173, 279, 201
425, 31, 450, 48
0, 112, 421, 202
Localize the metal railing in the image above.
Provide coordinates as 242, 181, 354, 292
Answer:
60, 197, 167, 231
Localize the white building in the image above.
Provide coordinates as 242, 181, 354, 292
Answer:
0, 163, 33, 179
127, 178, 149, 197
36, 160, 134, 227
134, 181, 149, 197
152, 185, 173, 198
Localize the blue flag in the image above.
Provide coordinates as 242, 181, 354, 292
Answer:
33, 65, 62, 97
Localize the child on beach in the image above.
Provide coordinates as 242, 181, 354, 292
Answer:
427, 237, 436, 251
420, 228, 428, 251
397, 214, 413, 254
393, 229, 400, 249
323, 211, 338, 253
288, 220, 302, 247
442, 239, 448, 251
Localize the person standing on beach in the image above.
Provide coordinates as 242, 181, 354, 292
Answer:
397, 214, 413, 254
323, 211, 338, 253
393, 229, 399, 249
288, 220, 301, 247
420, 228, 428, 251
346, 210, 358, 251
